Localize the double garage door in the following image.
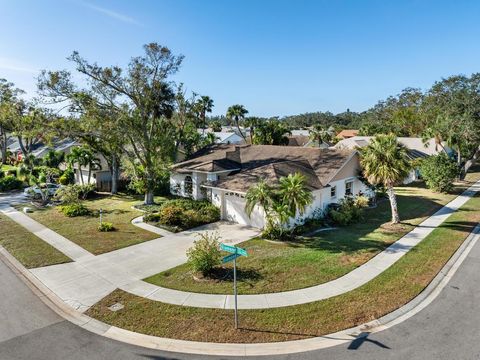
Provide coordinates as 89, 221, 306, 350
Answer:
224, 193, 265, 229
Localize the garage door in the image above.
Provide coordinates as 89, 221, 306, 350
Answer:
224, 193, 265, 229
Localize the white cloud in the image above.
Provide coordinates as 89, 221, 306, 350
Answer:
81, 1, 142, 26
0, 58, 37, 74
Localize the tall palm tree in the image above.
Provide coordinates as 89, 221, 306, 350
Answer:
278, 173, 313, 217
245, 180, 274, 228
244, 116, 261, 144
309, 124, 333, 147
359, 134, 411, 224
226, 104, 248, 141
196, 96, 214, 134
253, 120, 291, 145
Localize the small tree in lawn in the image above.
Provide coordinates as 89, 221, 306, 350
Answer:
359, 134, 411, 224
420, 153, 459, 193
187, 232, 222, 276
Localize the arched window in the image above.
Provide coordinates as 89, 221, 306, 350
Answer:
184, 176, 193, 197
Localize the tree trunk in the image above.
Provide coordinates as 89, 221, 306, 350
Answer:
387, 184, 400, 224
0, 127, 7, 164
144, 190, 154, 205
78, 166, 84, 185
457, 148, 462, 166
110, 155, 119, 194
87, 167, 92, 184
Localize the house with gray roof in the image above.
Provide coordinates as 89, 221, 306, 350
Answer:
170, 144, 372, 228
334, 136, 453, 184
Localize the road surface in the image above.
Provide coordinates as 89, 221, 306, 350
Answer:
1, 194, 479, 359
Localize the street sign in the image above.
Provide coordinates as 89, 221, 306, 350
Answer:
222, 253, 241, 264
220, 243, 248, 257
219, 243, 249, 329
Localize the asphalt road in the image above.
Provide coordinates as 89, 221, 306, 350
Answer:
1, 223, 480, 359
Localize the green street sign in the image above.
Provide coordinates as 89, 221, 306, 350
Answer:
222, 253, 241, 264
220, 243, 248, 257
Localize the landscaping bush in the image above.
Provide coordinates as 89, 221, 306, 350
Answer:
144, 199, 220, 231
98, 222, 115, 232
328, 196, 364, 226
75, 183, 96, 199
143, 212, 161, 222
158, 205, 184, 227
60, 203, 90, 217
420, 153, 459, 193
0, 176, 23, 192
354, 195, 370, 208
59, 167, 75, 185
5, 169, 17, 177
186, 232, 221, 276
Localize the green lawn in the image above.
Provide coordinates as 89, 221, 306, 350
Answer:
19, 195, 159, 255
87, 193, 480, 343
145, 182, 467, 294
0, 214, 71, 268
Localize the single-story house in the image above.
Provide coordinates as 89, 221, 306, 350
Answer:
170, 144, 373, 228
334, 136, 453, 184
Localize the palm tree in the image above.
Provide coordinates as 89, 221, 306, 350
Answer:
245, 180, 274, 228
278, 173, 313, 217
309, 124, 333, 147
226, 104, 248, 141
253, 120, 291, 145
196, 96, 214, 134
359, 134, 411, 224
66, 146, 101, 184
244, 117, 261, 144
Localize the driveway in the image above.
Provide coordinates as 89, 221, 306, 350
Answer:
27, 221, 259, 311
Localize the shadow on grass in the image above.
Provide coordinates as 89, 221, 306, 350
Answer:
201, 267, 264, 284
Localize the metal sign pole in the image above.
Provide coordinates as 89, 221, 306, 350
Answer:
234, 253, 238, 329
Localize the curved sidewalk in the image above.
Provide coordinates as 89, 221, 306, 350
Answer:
122, 180, 480, 309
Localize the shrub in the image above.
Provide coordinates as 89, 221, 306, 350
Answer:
55, 185, 80, 204
262, 224, 290, 241
354, 195, 370, 208
158, 205, 184, 227
328, 196, 363, 226
98, 222, 115, 232
420, 154, 459, 193
145, 199, 220, 230
186, 232, 221, 276
75, 183, 96, 199
0, 176, 23, 192
5, 169, 17, 177
60, 203, 90, 217
59, 167, 75, 185
143, 212, 161, 223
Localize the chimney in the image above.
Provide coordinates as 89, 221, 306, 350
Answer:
225, 145, 241, 164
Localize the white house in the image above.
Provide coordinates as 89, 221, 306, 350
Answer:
198, 129, 245, 145
170, 144, 372, 228
334, 136, 453, 184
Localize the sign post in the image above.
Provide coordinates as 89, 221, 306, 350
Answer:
221, 243, 248, 329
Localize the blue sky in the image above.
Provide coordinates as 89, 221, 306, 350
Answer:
1, 0, 480, 117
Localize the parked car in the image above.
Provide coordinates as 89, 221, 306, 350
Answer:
24, 183, 62, 198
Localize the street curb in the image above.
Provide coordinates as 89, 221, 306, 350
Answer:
1, 223, 479, 356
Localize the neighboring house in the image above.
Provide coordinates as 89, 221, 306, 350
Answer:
336, 129, 359, 139
170, 144, 373, 228
198, 129, 245, 145
334, 136, 453, 184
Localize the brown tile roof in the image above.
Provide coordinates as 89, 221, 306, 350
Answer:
337, 129, 359, 139
173, 144, 355, 192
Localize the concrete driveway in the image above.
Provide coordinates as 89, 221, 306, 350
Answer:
27, 221, 259, 311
